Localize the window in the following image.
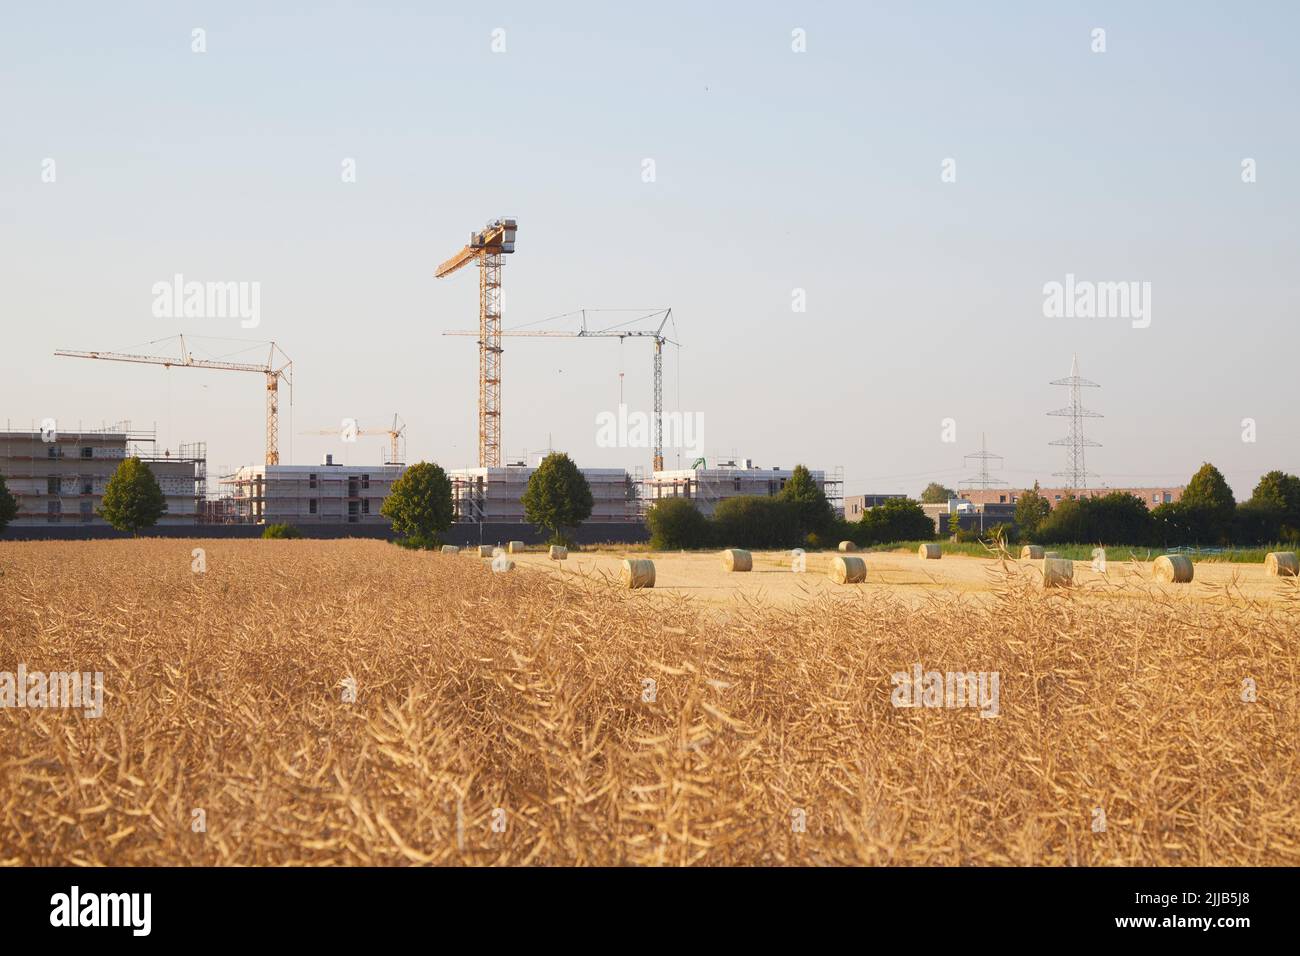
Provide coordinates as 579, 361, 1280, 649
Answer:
309, 499, 318, 514
80, 501, 93, 523
1152, 493, 1159, 502
1163, 493, 1172, 504
1054, 495, 1062, 501
47, 500, 61, 523
999, 495, 1007, 503
81, 481, 93, 495
309, 473, 318, 489
1011, 496, 1018, 503
361, 499, 370, 514
47, 446, 58, 458
81, 446, 93, 459
46, 476, 59, 495
362, 474, 370, 490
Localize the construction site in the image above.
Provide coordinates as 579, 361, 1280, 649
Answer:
15, 216, 847, 535
12, 220, 1179, 539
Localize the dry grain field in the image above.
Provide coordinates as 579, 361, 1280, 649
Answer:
1, 539, 1298, 866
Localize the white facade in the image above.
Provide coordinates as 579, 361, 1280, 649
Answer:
449, 464, 638, 523
225, 457, 403, 524
0, 426, 202, 526
644, 460, 840, 518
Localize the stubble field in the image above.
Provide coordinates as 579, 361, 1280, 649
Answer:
1, 539, 1298, 866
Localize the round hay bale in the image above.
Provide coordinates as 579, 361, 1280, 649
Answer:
1043, 551, 1061, 560
507, 540, 526, 554
549, 545, 568, 561
1153, 554, 1194, 583
1020, 545, 1044, 560
721, 549, 753, 572
621, 558, 655, 589
918, 543, 941, 560
478, 545, 494, 558
828, 555, 867, 584
1264, 551, 1299, 577
1041, 557, 1073, 588
440, 545, 460, 555
837, 540, 858, 553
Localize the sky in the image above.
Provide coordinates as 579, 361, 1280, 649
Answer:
2, 1, 1297, 499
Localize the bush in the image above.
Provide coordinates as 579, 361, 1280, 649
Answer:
646, 497, 711, 549
858, 497, 935, 546
522, 453, 593, 546
1037, 493, 1152, 545
392, 533, 441, 550
381, 461, 454, 546
712, 496, 801, 550
261, 523, 302, 539
100, 457, 167, 534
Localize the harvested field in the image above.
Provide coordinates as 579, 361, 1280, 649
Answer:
1, 539, 1298, 866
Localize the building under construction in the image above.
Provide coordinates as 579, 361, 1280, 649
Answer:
221, 455, 404, 525
644, 459, 842, 518
0, 423, 205, 525
450, 462, 640, 523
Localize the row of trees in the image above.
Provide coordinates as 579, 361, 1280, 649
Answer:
1006, 465, 1300, 547
648, 465, 935, 550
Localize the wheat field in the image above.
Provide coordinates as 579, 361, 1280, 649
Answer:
1, 539, 1297, 866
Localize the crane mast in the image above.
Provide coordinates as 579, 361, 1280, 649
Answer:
435, 218, 517, 467
443, 309, 676, 472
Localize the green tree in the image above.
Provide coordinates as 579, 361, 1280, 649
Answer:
859, 497, 936, 546
920, 482, 957, 504
0, 475, 18, 531
646, 497, 710, 549
521, 452, 593, 545
1180, 462, 1236, 544
100, 457, 167, 534
381, 461, 454, 547
780, 464, 835, 536
1014, 482, 1051, 540
1249, 470, 1300, 512
712, 496, 801, 549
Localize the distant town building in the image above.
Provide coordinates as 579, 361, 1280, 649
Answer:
843, 494, 907, 519
0, 425, 204, 526
956, 486, 1184, 509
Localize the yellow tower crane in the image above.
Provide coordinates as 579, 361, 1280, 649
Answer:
55, 336, 293, 465
435, 217, 517, 467
443, 308, 677, 471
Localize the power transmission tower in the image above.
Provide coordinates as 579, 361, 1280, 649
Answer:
960, 432, 1007, 489
1048, 354, 1101, 490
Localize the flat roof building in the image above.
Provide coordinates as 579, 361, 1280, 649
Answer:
223, 455, 403, 524
450, 463, 639, 523
644, 459, 843, 518
0, 423, 204, 526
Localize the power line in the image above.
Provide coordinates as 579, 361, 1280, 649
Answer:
1048, 353, 1101, 490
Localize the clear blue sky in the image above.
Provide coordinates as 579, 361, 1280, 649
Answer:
3, 1, 1296, 498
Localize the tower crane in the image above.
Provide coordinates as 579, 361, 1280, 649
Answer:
302, 413, 407, 465
443, 309, 677, 471
434, 217, 517, 467
55, 336, 293, 466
